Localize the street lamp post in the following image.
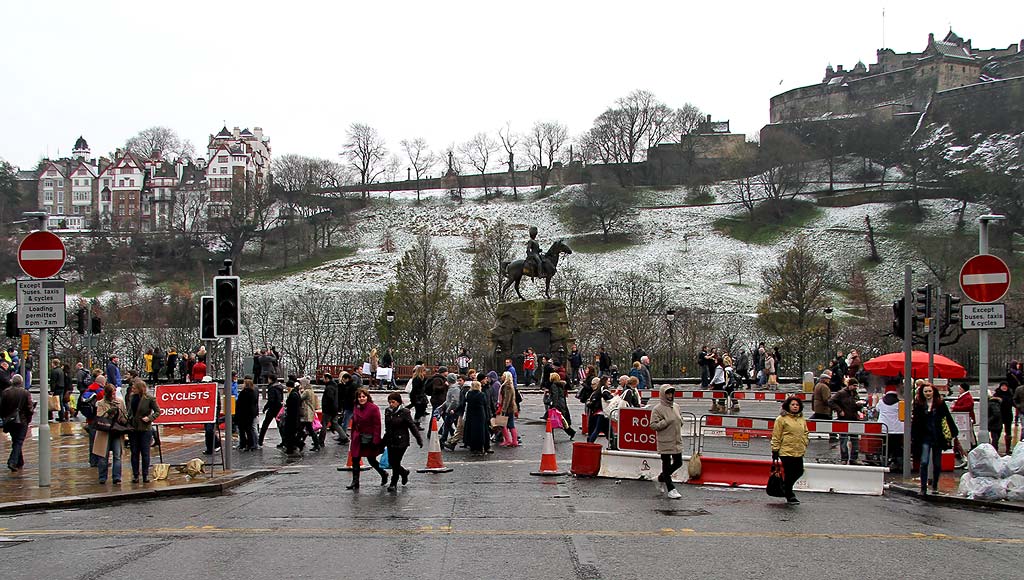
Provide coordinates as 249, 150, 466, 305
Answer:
666, 309, 676, 376
385, 309, 395, 350
824, 307, 834, 365
494, 344, 503, 376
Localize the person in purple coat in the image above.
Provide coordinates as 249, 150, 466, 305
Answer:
346, 388, 388, 490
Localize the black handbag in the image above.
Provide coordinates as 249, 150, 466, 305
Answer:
359, 433, 373, 445
766, 460, 786, 497
94, 408, 130, 433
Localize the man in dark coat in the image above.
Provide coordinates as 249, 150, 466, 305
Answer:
336, 373, 357, 444
259, 375, 284, 448
318, 373, 343, 446
282, 383, 303, 455
428, 367, 449, 415
569, 346, 583, 387
1, 374, 33, 471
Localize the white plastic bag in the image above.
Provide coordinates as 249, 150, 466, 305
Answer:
972, 476, 1007, 501
957, 472, 976, 498
1005, 474, 1024, 502
1008, 442, 1024, 477
968, 444, 1002, 478
997, 455, 1013, 479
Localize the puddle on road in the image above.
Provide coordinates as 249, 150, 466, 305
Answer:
654, 508, 711, 517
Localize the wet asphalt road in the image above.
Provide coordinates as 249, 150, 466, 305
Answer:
1, 395, 1021, 580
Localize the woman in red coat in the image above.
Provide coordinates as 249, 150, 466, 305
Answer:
346, 388, 388, 490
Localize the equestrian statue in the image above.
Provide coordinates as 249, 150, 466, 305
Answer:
501, 226, 573, 301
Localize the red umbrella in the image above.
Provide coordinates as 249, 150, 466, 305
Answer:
862, 350, 967, 379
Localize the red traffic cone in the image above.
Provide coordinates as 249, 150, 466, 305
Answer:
417, 417, 453, 473
336, 448, 371, 472
531, 414, 567, 476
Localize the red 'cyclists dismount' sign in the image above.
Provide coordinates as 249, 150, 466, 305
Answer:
617, 407, 658, 452
960, 254, 1011, 304
18, 231, 66, 279
153, 383, 219, 425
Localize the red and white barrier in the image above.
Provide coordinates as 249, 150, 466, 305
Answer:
703, 415, 887, 435
638, 390, 809, 402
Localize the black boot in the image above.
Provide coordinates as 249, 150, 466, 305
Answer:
401, 467, 410, 486
346, 469, 360, 490
387, 473, 398, 492
379, 467, 389, 486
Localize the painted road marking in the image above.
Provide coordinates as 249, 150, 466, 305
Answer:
0, 526, 1020, 544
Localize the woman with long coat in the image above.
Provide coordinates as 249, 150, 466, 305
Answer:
408, 365, 429, 428
498, 372, 519, 447
235, 378, 259, 451
911, 382, 958, 495
463, 381, 489, 455
299, 378, 321, 451
547, 373, 576, 439
347, 388, 389, 490
383, 393, 423, 491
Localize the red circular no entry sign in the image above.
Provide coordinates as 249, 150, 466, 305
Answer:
18, 231, 66, 279
959, 254, 1011, 303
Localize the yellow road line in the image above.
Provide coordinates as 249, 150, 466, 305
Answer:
1, 526, 1021, 544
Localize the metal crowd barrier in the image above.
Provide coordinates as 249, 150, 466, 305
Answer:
696, 414, 889, 467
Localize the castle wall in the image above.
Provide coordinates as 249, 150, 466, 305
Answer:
929, 76, 1024, 135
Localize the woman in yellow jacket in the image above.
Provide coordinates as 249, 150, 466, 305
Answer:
770, 396, 810, 504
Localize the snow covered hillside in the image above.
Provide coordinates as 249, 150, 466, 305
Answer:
250, 177, 990, 320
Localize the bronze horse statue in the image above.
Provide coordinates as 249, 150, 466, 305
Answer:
501, 239, 573, 300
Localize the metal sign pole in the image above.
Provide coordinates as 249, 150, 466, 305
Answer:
32, 215, 53, 487
902, 265, 913, 478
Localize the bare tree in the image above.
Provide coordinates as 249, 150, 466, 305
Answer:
498, 122, 520, 198
459, 132, 499, 197
400, 137, 436, 203
342, 123, 388, 199
559, 181, 638, 242
469, 218, 515, 305
124, 126, 195, 160
525, 121, 568, 195
213, 174, 275, 267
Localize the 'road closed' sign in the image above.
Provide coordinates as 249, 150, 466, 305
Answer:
153, 383, 219, 424
617, 407, 658, 452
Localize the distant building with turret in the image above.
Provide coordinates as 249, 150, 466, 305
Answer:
770, 31, 1022, 124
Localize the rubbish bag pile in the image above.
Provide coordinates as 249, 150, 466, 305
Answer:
957, 443, 1024, 501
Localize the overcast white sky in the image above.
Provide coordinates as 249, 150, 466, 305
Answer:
1, 1, 1021, 170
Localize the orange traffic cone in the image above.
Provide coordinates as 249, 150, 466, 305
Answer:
531, 414, 567, 477
336, 449, 371, 472
417, 417, 453, 473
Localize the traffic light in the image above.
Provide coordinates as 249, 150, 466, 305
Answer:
892, 298, 905, 338
913, 285, 932, 326
944, 293, 962, 325
5, 311, 17, 338
75, 308, 86, 334
200, 295, 215, 341
91, 316, 101, 334
213, 276, 240, 337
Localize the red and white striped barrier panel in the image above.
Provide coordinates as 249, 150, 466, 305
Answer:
703, 415, 887, 435
639, 390, 808, 401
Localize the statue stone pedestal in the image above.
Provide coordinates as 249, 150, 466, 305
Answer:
490, 299, 574, 365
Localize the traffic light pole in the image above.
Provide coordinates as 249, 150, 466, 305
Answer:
902, 265, 913, 479
223, 336, 233, 470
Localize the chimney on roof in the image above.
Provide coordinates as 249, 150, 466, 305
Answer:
928, 32, 935, 45
253, 127, 263, 139
232, 127, 240, 139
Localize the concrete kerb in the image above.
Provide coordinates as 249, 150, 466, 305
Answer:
886, 483, 1024, 513
0, 469, 275, 515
